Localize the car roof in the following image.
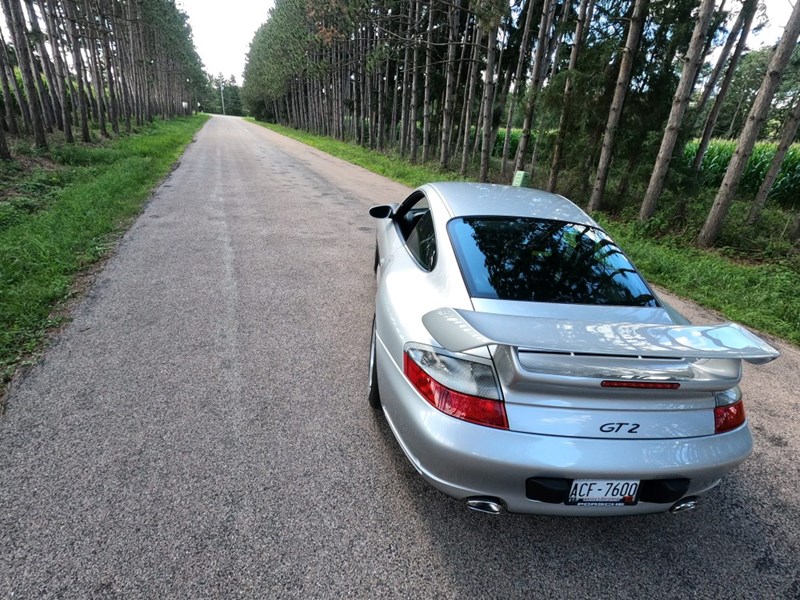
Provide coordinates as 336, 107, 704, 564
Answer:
424, 182, 599, 228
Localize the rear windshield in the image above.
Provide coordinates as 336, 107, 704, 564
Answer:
447, 217, 657, 307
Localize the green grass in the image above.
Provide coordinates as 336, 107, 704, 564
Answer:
0, 115, 209, 386
250, 119, 797, 347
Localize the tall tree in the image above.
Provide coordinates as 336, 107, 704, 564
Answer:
639, 0, 716, 221
697, 0, 800, 247
480, 24, 499, 182
1, 0, 48, 148
422, 1, 435, 162
439, 0, 462, 169
460, 22, 482, 176
0, 110, 10, 158
692, 0, 756, 171
548, 0, 591, 191
0, 29, 20, 134
63, 0, 91, 141
695, 3, 744, 119
587, 0, 649, 212
513, 0, 557, 174
23, 0, 61, 130
500, 0, 536, 179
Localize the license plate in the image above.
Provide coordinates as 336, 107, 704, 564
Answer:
566, 479, 639, 506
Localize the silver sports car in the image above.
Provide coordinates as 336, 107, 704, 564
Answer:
368, 182, 779, 516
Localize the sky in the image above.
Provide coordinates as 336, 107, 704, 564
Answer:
179, 0, 796, 84
178, 0, 274, 82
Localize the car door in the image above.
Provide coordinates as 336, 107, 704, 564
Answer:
376, 191, 442, 368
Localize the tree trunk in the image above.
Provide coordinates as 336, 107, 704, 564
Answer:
439, 0, 461, 169
697, 0, 800, 248
22, 8, 55, 132
0, 25, 33, 133
746, 94, 800, 225
390, 59, 400, 147
0, 114, 10, 159
24, 0, 62, 131
41, 0, 73, 142
693, 0, 756, 172
1, 0, 48, 148
460, 24, 481, 176
514, 0, 556, 174
399, 3, 413, 156
587, 0, 649, 212
695, 6, 743, 119
422, 1, 435, 162
548, 0, 591, 192
0, 28, 20, 135
410, 0, 421, 163
790, 211, 800, 242
639, 0, 715, 221
479, 26, 498, 182
99, 0, 119, 134
85, 10, 110, 139
500, 0, 536, 179
64, 0, 91, 142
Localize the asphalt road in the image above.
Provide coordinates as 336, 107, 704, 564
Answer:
1, 115, 799, 599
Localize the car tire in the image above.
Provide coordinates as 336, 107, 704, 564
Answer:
368, 316, 381, 409
373, 243, 379, 273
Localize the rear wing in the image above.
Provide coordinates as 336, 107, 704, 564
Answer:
422, 308, 780, 364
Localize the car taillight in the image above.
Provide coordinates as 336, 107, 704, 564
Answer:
714, 387, 745, 433
403, 346, 508, 430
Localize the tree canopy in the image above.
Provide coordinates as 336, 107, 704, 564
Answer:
242, 0, 800, 249
0, 0, 208, 154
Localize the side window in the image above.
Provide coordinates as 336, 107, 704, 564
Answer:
406, 210, 437, 271
398, 194, 430, 240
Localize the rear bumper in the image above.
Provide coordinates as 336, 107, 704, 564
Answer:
377, 342, 752, 516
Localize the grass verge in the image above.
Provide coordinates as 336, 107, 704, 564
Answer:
1, 115, 209, 391
250, 119, 797, 346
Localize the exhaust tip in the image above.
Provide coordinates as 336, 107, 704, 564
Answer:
669, 497, 699, 514
466, 497, 504, 515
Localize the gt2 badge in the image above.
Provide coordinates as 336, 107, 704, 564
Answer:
600, 422, 640, 434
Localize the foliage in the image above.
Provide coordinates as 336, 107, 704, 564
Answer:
202, 74, 245, 116
493, 129, 522, 157
708, 45, 800, 140
684, 139, 800, 206
0, 115, 209, 386
0, 0, 207, 153
241, 0, 800, 252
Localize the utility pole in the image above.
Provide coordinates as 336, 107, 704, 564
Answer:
219, 78, 226, 115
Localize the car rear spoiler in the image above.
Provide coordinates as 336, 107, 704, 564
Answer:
422, 308, 780, 364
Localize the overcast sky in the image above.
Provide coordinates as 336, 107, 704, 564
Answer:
180, 0, 796, 84
178, 0, 274, 82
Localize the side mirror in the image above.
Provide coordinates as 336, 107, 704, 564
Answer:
369, 205, 394, 219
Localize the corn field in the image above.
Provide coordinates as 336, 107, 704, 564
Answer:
684, 140, 800, 207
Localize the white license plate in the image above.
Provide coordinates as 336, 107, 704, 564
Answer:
567, 479, 639, 506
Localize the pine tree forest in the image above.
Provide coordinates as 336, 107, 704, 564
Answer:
0, 0, 207, 155
243, 0, 800, 249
